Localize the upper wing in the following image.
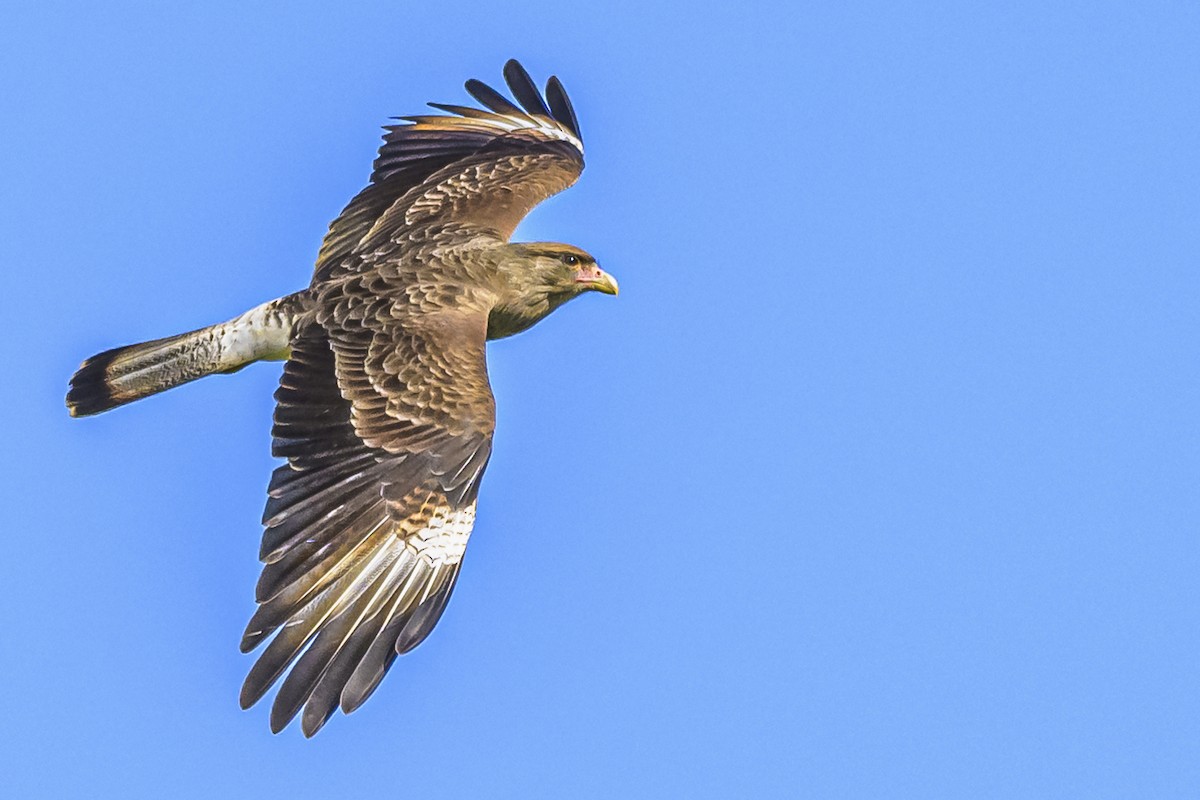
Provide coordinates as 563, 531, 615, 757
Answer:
314, 59, 584, 281
240, 309, 493, 737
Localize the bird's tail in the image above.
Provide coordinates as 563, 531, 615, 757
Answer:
67, 294, 302, 417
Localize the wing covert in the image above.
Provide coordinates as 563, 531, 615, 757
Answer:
314, 59, 584, 281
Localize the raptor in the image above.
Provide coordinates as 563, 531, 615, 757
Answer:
66, 60, 615, 736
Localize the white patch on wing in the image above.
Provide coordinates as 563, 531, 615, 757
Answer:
412, 113, 583, 157
504, 114, 583, 151
408, 503, 476, 567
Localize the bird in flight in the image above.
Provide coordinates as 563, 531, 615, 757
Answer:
66, 60, 616, 736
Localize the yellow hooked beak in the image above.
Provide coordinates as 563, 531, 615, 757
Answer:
588, 268, 619, 296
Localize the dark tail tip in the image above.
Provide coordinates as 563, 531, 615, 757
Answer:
66, 348, 123, 417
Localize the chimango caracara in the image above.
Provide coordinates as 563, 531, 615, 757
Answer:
66, 61, 615, 736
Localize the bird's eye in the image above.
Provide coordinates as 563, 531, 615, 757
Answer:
562, 254, 579, 266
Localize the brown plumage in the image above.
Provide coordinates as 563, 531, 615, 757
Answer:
65, 60, 617, 736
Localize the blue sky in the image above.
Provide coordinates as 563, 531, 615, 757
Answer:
4, 1, 1198, 797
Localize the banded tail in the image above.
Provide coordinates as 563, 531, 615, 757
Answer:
67, 295, 303, 417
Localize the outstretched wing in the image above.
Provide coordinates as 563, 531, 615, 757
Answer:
315, 59, 585, 281
242, 59, 585, 736
241, 308, 493, 737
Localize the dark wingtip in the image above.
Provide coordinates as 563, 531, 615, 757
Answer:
464, 78, 523, 117
238, 680, 260, 711
269, 705, 293, 735
66, 349, 121, 417
340, 668, 387, 715
268, 668, 310, 734
503, 59, 552, 117
545, 76, 581, 141
426, 102, 488, 119
301, 703, 335, 738
239, 652, 276, 710
239, 631, 262, 655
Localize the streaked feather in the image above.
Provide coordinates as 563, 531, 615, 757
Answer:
255, 494, 388, 604
396, 563, 462, 654
339, 564, 457, 713
301, 593, 397, 735
240, 532, 401, 709
271, 548, 415, 733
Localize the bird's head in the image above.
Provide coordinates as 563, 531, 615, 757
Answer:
507, 242, 618, 300
488, 242, 617, 339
